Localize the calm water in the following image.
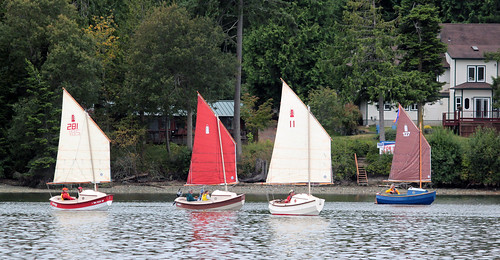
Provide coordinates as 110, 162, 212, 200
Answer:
0, 194, 499, 259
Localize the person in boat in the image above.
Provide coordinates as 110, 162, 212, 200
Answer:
385, 184, 400, 195
283, 190, 295, 203
186, 190, 197, 202
61, 187, 75, 200
201, 190, 211, 201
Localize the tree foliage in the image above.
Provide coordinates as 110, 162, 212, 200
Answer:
462, 127, 500, 186
397, 0, 446, 126
7, 61, 59, 184
427, 128, 464, 186
1, 0, 499, 186
243, 1, 344, 106
308, 86, 361, 135
240, 93, 274, 141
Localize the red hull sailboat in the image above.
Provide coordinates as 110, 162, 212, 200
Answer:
48, 88, 113, 211
174, 93, 245, 210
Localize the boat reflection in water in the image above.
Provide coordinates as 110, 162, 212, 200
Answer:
187, 211, 237, 250
267, 215, 329, 257
51, 210, 109, 257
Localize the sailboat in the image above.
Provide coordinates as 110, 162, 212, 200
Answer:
48, 88, 113, 210
174, 93, 245, 210
267, 80, 332, 216
375, 104, 436, 205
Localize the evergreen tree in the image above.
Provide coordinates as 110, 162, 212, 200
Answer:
333, 0, 400, 141
243, 1, 343, 106
397, 0, 446, 128
7, 61, 59, 185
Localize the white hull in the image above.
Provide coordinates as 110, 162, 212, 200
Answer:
49, 190, 113, 211
268, 193, 325, 216
175, 190, 245, 211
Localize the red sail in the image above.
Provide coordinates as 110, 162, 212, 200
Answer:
187, 94, 237, 185
388, 104, 431, 182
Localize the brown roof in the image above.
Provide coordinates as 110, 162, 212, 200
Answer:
451, 82, 491, 90
440, 23, 500, 59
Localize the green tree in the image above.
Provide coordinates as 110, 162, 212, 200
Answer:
240, 93, 274, 142
427, 128, 464, 186
439, 0, 500, 23
333, 0, 400, 141
462, 127, 500, 186
7, 61, 59, 185
484, 51, 500, 109
308, 86, 361, 135
243, 1, 344, 107
125, 3, 235, 151
42, 14, 101, 107
397, 0, 446, 128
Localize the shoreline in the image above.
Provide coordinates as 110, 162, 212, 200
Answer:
1, 182, 499, 196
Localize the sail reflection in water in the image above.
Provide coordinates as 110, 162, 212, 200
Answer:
0, 198, 499, 258
267, 216, 329, 258
52, 211, 110, 257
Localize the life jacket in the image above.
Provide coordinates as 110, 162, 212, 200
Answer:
61, 191, 73, 200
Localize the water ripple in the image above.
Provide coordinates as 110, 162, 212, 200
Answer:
0, 198, 499, 259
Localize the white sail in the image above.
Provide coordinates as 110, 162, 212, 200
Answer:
53, 89, 111, 184
266, 81, 332, 184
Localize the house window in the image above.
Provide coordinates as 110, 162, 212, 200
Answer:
467, 65, 486, 82
456, 97, 462, 110
477, 66, 485, 82
464, 98, 470, 110
475, 98, 489, 118
376, 103, 391, 111
468, 67, 475, 81
404, 104, 418, 111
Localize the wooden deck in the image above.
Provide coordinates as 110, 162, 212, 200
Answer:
442, 111, 500, 137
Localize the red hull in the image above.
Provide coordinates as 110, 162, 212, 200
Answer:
175, 194, 245, 210
50, 194, 113, 210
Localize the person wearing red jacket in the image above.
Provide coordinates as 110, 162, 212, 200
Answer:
283, 190, 295, 203
61, 187, 75, 200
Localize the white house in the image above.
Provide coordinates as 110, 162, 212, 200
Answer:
360, 23, 499, 132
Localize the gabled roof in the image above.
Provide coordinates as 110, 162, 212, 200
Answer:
440, 23, 500, 59
451, 82, 491, 90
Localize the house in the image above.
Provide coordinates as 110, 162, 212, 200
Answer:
360, 23, 500, 136
146, 100, 244, 144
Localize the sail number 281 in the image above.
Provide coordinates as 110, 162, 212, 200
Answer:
67, 123, 80, 136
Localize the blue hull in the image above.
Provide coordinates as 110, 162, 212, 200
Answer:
376, 190, 436, 205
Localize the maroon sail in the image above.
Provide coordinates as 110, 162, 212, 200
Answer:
388, 104, 431, 182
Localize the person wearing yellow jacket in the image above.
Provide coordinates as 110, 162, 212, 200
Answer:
201, 190, 211, 201
386, 184, 400, 194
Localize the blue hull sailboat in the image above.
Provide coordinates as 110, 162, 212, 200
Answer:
375, 104, 436, 205
376, 188, 436, 205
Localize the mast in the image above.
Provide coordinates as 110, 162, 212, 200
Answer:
307, 106, 311, 195
217, 116, 228, 191
85, 112, 97, 191
419, 121, 422, 189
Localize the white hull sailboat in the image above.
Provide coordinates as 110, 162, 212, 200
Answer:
48, 88, 113, 211
266, 80, 332, 216
174, 93, 245, 211
269, 193, 325, 216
